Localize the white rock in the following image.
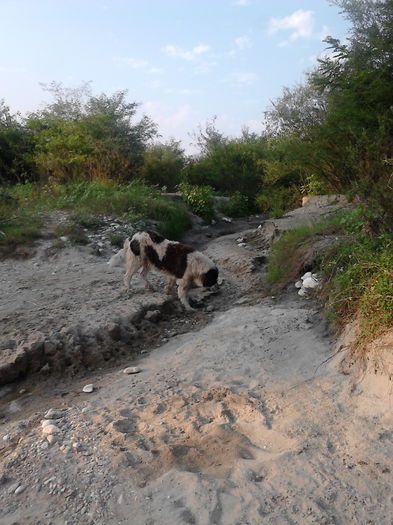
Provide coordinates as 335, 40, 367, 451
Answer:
236, 237, 244, 243
295, 280, 302, 289
222, 217, 232, 223
123, 366, 141, 375
298, 287, 307, 297
47, 435, 57, 445
301, 272, 312, 280
303, 276, 319, 289
42, 419, 59, 428
42, 424, 61, 435
14, 485, 25, 495
83, 384, 94, 393
2, 434, 9, 441
237, 243, 246, 248
60, 236, 68, 242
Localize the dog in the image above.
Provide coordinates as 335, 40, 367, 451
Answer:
108, 230, 218, 311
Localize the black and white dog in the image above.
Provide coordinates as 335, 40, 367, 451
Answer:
108, 230, 218, 311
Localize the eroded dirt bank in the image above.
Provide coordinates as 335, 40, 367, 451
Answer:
1, 199, 392, 525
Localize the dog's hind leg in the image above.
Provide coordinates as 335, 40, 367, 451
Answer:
124, 256, 142, 290
165, 277, 176, 295
140, 259, 154, 291
177, 280, 195, 311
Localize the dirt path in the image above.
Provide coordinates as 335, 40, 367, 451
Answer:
1, 203, 392, 525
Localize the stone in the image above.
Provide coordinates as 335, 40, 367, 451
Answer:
298, 288, 307, 297
301, 271, 312, 280
83, 384, 94, 393
47, 435, 58, 445
295, 281, 302, 289
145, 310, 161, 323
42, 424, 61, 435
44, 408, 66, 420
42, 419, 59, 428
123, 366, 141, 375
237, 242, 246, 248
14, 485, 25, 495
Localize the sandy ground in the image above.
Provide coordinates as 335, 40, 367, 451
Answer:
1, 200, 393, 525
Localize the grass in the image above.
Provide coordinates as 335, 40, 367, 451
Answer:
266, 206, 393, 349
0, 179, 192, 252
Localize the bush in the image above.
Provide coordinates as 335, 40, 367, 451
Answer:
256, 186, 300, 218
221, 191, 255, 218
178, 182, 214, 222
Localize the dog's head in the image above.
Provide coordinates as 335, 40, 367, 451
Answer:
201, 267, 219, 288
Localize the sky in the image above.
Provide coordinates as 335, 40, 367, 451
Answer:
0, 0, 350, 153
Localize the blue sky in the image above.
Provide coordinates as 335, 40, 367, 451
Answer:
0, 0, 349, 153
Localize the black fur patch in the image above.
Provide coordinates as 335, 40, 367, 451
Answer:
147, 230, 165, 244
202, 268, 218, 287
145, 245, 161, 269
130, 239, 141, 256
144, 242, 195, 279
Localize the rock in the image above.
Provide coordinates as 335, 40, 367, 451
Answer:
42, 419, 58, 428
206, 305, 215, 312
144, 310, 161, 323
237, 243, 246, 248
303, 276, 319, 289
301, 271, 312, 280
60, 236, 68, 242
2, 434, 9, 441
298, 288, 307, 297
47, 435, 57, 445
14, 485, 25, 495
44, 408, 66, 420
222, 217, 232, 223
123, 366, 141, 375
295, 280, 302, 289
83, 384, 94, 393
236, 237, 245, 243
42, 424, 61, 435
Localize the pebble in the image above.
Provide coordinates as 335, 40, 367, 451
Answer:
47, 435, 57, 445
83, 384, 94, 393
42, 424, 61, 435
42, 419, 58, 428
237, 243, 247, 247
44, 408, 66, 420
206, 305, 215, 312
2, 434, 9, 441
14, 485, 25, 495
123, 366, 141, 375
295, 280, 302, 289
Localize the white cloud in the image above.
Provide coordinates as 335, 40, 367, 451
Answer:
118, 57, 149, 69
232, 72, 257, 84
162, 44, 210, 61
233, 0, 250, 6
268, 10, 315, 40
234, 36, 252, 50
179, 89, 201, 95
0, 66, 27, 73
149, 67, 164, 74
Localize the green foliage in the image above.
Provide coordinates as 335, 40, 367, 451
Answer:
140, 139, 185, 191
178, 182, 214, 222
25, 83, 157, 183
256, 186, 301, 218
183, 129, 265, 198
221, 191, 255, 218
266, 206, 393, 346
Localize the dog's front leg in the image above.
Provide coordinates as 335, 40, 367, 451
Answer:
177, 280, 195, 311
140, 259, 154, 291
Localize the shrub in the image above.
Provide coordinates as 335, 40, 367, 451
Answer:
178, 182, 214, 222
